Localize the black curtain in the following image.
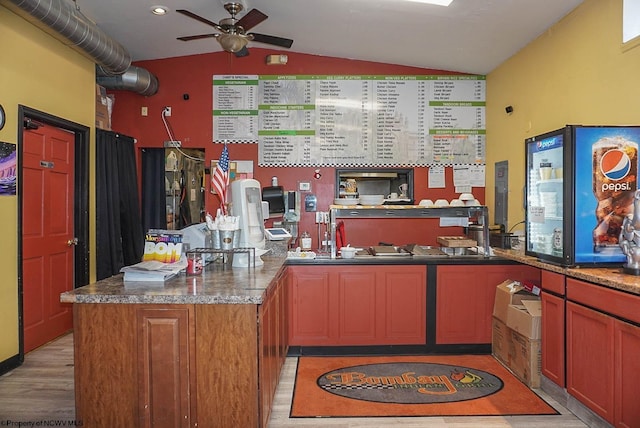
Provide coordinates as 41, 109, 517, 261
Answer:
141, 148, 166, 232
95, 130, 145, 280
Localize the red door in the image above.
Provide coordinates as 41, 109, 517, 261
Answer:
22, 124, 74, 353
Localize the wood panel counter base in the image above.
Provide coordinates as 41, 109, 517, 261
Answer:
288, 263, 541, 355
71, 263, 289, 428
74, 303, 262, 428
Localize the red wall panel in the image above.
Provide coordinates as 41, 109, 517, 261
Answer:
109, 49, 484, 245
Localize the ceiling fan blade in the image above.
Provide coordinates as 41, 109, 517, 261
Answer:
176, 9, 223, 31
236, 8, 268, 31
234, 46, 250, 57
177, 33, 218, 42
249, 33, 293, 49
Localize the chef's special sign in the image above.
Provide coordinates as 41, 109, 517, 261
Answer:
213, 74, 485, 167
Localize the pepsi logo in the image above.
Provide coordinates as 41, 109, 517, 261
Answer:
600, 149, 631, 181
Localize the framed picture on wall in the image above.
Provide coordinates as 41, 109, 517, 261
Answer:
0, 142, 17, 196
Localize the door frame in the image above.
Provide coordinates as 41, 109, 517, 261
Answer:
17, 105, 90, 359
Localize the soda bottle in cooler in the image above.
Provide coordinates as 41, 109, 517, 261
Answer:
592, 136, 638, 252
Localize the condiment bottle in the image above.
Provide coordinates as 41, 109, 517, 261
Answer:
186, 252, 203, 275
300, 231, 312, 250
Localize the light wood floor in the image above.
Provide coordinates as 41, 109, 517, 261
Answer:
0, 333, 589, 427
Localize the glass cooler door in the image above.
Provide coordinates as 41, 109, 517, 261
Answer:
525, 133, 565, 261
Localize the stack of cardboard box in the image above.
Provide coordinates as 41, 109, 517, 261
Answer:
492, 279, 542, 387
95, 84, 113, 131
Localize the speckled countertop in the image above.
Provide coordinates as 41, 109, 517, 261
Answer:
60, 257, 287, 305
62, 249, 640, 305
493, 248, 640, 296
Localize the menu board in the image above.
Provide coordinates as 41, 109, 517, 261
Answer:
213, 75, 485, 166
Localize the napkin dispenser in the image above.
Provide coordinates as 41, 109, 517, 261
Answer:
262, 186, 285, 218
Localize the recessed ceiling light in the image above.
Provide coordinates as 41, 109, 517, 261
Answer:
403, 0, 453, 5
150, 5, 168, 16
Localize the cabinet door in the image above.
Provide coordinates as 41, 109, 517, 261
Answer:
566, 301, 614, 423
259, 287, 278, 428
541, 291, 565, 387
379, 266, 426, 344
336, 269, 377, 344
615, 319, 640, 428
278, 270, 289, 368
436, 264, 539, 344
288, 266, 333, 345
136, 306, 196, 428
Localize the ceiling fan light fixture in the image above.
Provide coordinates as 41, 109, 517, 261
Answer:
216, 33, 249, 53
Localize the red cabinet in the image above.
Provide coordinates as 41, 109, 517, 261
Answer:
336, 269, 378, 342
541, 270, 565, 387
380, 268, 427, 344
615, 319, 640, 428
288, 267, 332, 345
566, 277, 640, 427
566, 301, 614, 422
435, 264, 540, 344
288, 265, 426, 346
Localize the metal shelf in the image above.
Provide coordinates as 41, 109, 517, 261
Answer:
329, 205, 490, 258
186, 247, 256, 272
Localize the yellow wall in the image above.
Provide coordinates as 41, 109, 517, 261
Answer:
486, 0, 640, 230
0, 6, 96, 361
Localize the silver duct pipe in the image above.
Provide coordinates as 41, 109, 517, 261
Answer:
96, 66, 159, 97
2, 0, 158, 95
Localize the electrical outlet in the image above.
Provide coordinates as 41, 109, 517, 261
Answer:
163, 106, 171, 116
141, 106, 148, 116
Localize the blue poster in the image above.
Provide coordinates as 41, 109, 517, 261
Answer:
574, 126, 640, 263
0, 142, 16, 196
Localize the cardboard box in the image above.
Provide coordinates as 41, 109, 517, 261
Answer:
95, 84, 112, 131
492, 315, 541, 388
507, 328, 541, 388
493, 279, 540, 324
507, 300, 542, 339
491, 316, 510, 363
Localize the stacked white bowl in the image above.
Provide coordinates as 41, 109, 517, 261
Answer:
360, 195, 384, 205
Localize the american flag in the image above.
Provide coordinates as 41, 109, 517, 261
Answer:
212, 144, 230, 214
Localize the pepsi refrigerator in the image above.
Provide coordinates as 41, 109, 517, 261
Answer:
525, 125, 640, 266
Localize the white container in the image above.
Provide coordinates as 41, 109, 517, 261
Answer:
340, 246, 358, 259
301, 231, 312, 250
360, 195, 384, 205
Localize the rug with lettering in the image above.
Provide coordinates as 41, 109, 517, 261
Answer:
290, 355, 559, 417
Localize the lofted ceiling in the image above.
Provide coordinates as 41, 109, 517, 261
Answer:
75, 0, 583, 75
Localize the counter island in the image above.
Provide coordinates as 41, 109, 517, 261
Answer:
61, 257, 289, 428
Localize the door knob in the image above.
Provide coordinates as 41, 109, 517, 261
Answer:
67, 238, 78, 246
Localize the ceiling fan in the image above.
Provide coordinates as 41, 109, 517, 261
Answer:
176, 2, 294, 57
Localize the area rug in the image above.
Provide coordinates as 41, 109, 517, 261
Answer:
290, 355, 559, 418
